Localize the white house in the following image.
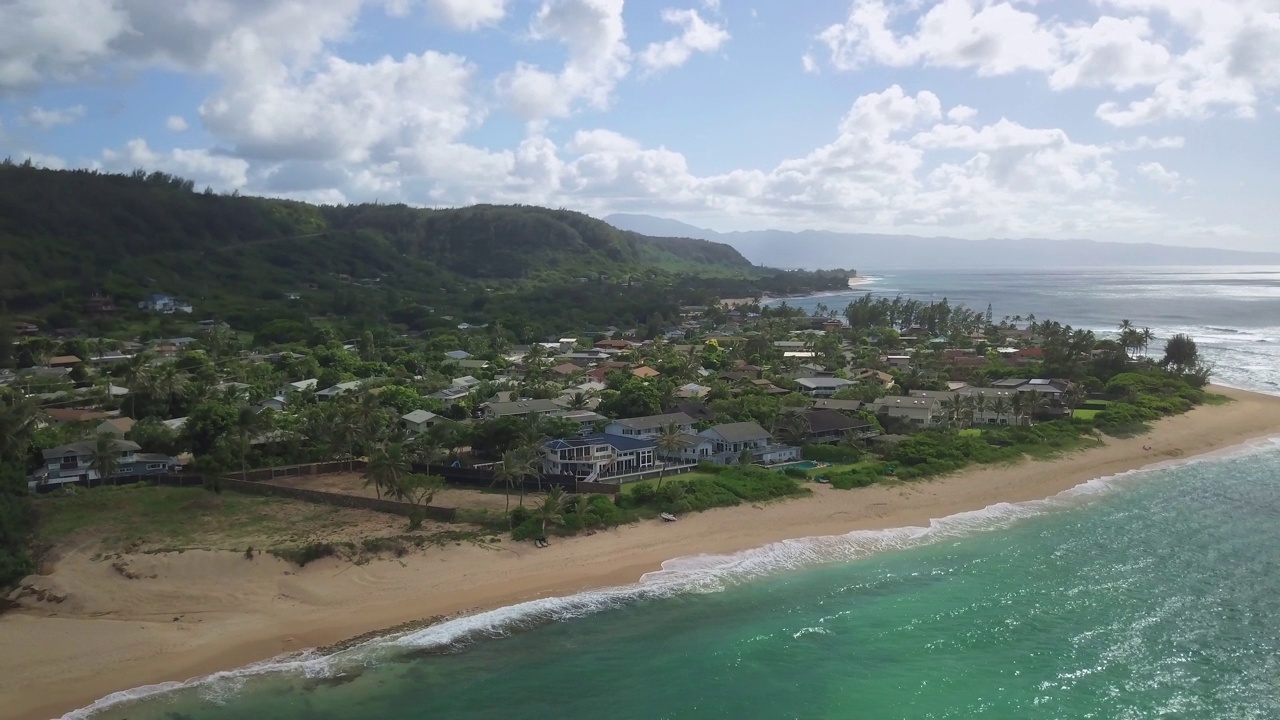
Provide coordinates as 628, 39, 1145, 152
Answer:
868, 396, 944, 428
316, 380, 362, 401
794, 377, 856, 398
604, 412, 695, 439
451, 375, 482, 390
694, 422, 801, 466
541, 434, 656, 479
483, 399, 563, 419
402, 409, 443, 434
276, 378, 319, 397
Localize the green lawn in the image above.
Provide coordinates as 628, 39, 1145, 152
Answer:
958, 429, 983, 437
1073, 409, 1101, 420
621, 472, 721, 495
34, 484, 394, 553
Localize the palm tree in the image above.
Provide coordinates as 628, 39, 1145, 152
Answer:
532, 486, 569, 539
88, 432, 120, 489
494, 449, 540, 520
120, 352, 150, 418
990, 396, 1011, 426
774, 414, 809, 448
940, 393, 964, 427
1140, 327, 1156, 357
970, 394, 988, 427
365, 442, 410, 499
235, 405, 262, 480
566, 392, 590, 411
1010, 392, 1026, 427
1025, 392, 1045, 424
654, 422, 687, 489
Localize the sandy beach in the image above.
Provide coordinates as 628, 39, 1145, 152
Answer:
5, 384, 1280, 720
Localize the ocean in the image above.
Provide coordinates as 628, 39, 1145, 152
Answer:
75, 267, 1280, 720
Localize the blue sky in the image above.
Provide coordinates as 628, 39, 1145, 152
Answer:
1, 0, 1278, 250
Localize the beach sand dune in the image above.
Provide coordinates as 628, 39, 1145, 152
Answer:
5, 385, 1280, 720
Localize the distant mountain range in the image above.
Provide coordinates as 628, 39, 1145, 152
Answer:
603, 213, 1280, 270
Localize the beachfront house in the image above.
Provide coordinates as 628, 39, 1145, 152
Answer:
604, 412, 696, 440
868, 396, 944, 428
697, 422, 800, 466
540, 434, 656, 479
794, 377, 856, 398
33, 439, 176, 489
798, 409, 876, 445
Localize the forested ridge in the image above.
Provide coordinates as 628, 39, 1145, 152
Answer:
0, 163, 849, 337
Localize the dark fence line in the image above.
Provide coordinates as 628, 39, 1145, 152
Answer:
417, 463, 620, 496
230, 460, 361, 483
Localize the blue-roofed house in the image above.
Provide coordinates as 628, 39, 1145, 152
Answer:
541, 434, 656, 479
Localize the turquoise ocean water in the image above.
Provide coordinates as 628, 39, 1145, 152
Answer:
72, 269, 1280, 719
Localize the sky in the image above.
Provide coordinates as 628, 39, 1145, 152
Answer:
1, 0, 1278, 250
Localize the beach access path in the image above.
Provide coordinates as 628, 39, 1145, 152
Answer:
5, 385, 1280, 720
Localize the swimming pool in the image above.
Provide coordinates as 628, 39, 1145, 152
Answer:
772, 460, 828, 471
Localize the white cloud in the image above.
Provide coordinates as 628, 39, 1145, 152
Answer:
814, 0, 1280, 126
1136, 161, 1182, 191
0, 0, 128, 90
946, 104, 977, 123
817, 0, 1060, 76
166, 115, 189, 132
424, 0, 507, 30
496, 0, 631, 119
100, 138, 250, 188
639, 8, 730, 74
200, 50, 477, 163
23, 104, 85, 128
801, 53, 818, 74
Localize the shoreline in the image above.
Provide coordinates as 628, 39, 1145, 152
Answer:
7, 385, 1280, 720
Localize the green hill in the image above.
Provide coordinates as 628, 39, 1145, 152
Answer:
0, 163, 846, 338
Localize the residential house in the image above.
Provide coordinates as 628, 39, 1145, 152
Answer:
749, 378, 791, 396
443, 350, 472, 361
797, 409, 874, 444
316, 381, 362, 401
594, 339, 637, 351
541, 434, 656, 479
402, 409, 444, 434
276, 378, 319, 397
794, 377, 856, 398
33, 439, 174, 489
631, 366, 661, 379
47, 355, 82, 369
451, 375, 482, 390
850, 368, 895, 388
44, 408, 111, 426
429, 386, 471, 407
868, 396, 943, 428
95, 417, 137, 437
675, 401, 715, 423
884, 355, 913, 371
694, 422, 800, 466
605, 412, 696, 439
811, 398, 864, 413
454, 359, 491, 371
675, 382, 711, 399
483, 399, 563, 419
554, 409, 607, 434
88, 352, 132, 365
549, 362, 581, 377
137, 294, 193, 313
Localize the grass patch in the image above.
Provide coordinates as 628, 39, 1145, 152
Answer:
1202, 393, 1234, 406
1072, 409, 1101, 420
34, 484, 330, 552
958, 429, 983, 437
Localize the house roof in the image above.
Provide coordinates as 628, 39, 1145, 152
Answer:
802, 409, 868, 434
96, 417, 136, 435
45, 408, 110, 423
546, 433, 655, 452
550, 363, 581, 375
402, 409, 440, 424
610, 412, 695, 430
795, 377, 856, 389
874, 396, 941, 410
486, 399, 563, 416
43, 438, 139, 459
444, 350, 472, 360
631, 366, 661, 378
811, 399, 863, 412
47, 355, 82, 365
703, 422, 771, 443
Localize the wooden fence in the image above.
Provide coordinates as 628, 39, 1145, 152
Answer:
219, 477, 456, 521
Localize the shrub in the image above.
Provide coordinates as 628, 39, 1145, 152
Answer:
269, 542, 340, 567
802, 444, 864, 463
828, 471, 877, 490
782, 467, 808, 479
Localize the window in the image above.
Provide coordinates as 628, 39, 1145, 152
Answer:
147, 463, 164, 470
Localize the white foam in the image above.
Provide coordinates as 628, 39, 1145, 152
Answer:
64, 436, 1280, 719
